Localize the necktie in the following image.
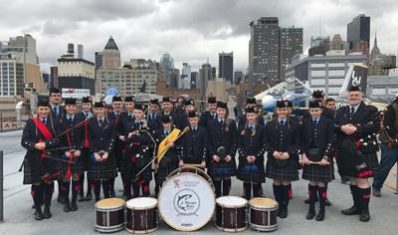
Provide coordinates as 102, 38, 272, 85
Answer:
280, 120, 284, 126
350, 107, 355, 114
220, 120, 224, 125
84, 113, 88, 118
99, 119, 103, 126
313, 119, 317, 125
53, 107, 58, 116
68, 117, 73, 123
41, 119, 46, 125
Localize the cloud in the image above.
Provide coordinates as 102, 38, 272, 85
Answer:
0, 0, 397, 73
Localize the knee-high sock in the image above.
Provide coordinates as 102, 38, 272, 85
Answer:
253, 183, 263, 197
272, 184, 282, 204
281, 185, 290, 208
308, 185, 318, 207
140, 180, 150, 197
288, 183, 293, 199
244, 182, 252, 200
318, 186, 327, 210
91, 181, 100, 200
31, 184, 43, 208
214, 180, 222, 198
72, 180, 81, 202
61, 181, 70, 203
78, 174, 85, 196
357, 187, 371, 214
102, 180, 110, 198
222, 179, 231, 196
349, 185, 360, 209
132, 183, 140, 197
109, 178, 115, 194
44, 183, 54, 208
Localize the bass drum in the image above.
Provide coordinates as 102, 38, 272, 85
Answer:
158, 167, 215, 232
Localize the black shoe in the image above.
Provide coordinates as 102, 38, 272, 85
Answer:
34, 207, 44, 220
325, 198, 332, 207
279, 207, 288, 218
316, 209, 325, 221
306, 207, 316, 220
63, 202, 71, 212
359, 211, 370, 222
70, 201, 78, 211
84, 192, 92, 201
341, 206, 360, 215
43, 206, 52, 219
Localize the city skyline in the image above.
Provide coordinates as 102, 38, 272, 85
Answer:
0, 0, 397, 73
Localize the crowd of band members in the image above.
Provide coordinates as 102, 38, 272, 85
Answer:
22, 86, 384, 223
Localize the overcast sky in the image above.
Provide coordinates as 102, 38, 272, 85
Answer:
0, 0, 397, 73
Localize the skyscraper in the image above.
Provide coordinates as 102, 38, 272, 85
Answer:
199, 63, 213, 99
180, 62, 191, 89
102, 36, 121, 69
280, 27, 303, 80
160, 52, 175, 87
249, 17, 280, 90
218, 52, 233, 83
347, 14, 370, 51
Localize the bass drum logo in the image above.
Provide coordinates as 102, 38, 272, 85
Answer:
173, 189, 200, 215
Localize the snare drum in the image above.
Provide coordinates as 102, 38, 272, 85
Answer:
158, 167, 215, 232
125, 197, 158, 234
95, 198, 125, 233
249, 198, 278, 232
215, 196, 248, 232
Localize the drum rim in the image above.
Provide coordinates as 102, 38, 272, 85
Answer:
95, 198, 126, 210
215, 225, 247, 232
125, 226, 158, 234
249, 197, 278, 209
126, 197, 158, 210
216, 196, 248, 208
158, 170, 216, 232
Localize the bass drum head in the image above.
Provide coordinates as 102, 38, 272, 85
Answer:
216, 196, 247, 208
158, 171, 215, 231
126, 197, 158, 210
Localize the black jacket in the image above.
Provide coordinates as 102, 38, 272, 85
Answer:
301, 117, 334, 160
180, 126, 208, 164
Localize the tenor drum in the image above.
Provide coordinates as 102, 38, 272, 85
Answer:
158, 167, 215, 231
125, 197, 158, 234
249, 197, 278, 232
95, 198, 125, 233
215, 196, 248, 232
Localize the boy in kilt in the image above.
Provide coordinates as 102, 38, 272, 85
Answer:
126, 104, 154, 197
180, 111, 208, 168
300, 101, 335, 221
58, 98, 85, 212
76, 96, 93, 201
88, 102, 116, 201
335, 86, 380, 222
154, 115, 181, 191
237, 107, 266, 200
207, 101, 237, 198
118, 96, 135, 198
21, 99, 61, 220
265, 99, 300, 218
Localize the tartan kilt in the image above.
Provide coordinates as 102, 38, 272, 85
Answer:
23, 158, 39, 185
59, 155, 85, 179
87, 154, 117, 181
208, 160, 237, 180
336, 150, 379, 178
129, 155, 153, 182
302, 162, 335, 182
266, 158, 299, 181
23, 156, 59, 185
237, 160, 265, 183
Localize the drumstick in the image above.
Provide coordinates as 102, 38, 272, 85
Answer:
308, 161, 329, 166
